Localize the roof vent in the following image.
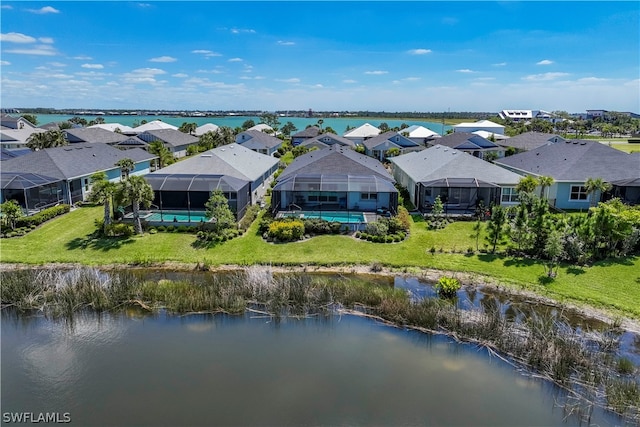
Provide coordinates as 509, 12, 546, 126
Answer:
201, 154, 212, 158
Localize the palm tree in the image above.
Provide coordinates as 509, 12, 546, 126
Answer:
585, 177, 612, 208
115, 158, 135, 180
117, 175, 154, 235
26, 130, 67, 151
538, 176, 554, 199
88, 172, 117, 234
148, 140, 174, 169
515, 175, 539, 195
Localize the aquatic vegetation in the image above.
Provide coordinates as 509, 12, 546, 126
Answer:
1, 266, 638, 423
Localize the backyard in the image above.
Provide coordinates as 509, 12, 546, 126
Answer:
1, 205, 639, 319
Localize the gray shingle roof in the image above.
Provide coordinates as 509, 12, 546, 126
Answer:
362, 131, 419, 150
433, 132, 502, 151
236, 130, 283, 150
292, 126, 321, 138
147, 143, 279, 182
495, 140, 640, 181
280, 145, 393, 181
1, 143, 156, 180
138, 129, 199, 147
498, 131, 565, 151
65, 127, 129, 144
389, 145, 522, 185
302, 133, 355, 148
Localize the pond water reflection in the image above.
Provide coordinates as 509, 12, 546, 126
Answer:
1, 308, 624, 426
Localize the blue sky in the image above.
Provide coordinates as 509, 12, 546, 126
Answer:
1, 1, 638, 113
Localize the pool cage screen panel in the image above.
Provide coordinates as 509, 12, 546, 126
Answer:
1, 172, 65, 212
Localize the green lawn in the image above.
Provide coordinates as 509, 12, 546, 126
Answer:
2, 206, 639, 319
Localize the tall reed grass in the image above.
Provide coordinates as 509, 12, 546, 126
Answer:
1, 266, 638, 423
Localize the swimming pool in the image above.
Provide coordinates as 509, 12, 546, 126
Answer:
141, 210, 210, 223
281, 211, 365, 224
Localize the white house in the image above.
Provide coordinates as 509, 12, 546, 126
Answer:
343, 123, 381, 145
453, 120, 505, 135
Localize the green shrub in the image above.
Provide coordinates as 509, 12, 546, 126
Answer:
157, 225, 167, 232
15, 204, 70, 228
105, 223, 134, 237
268, 219, 305, 242
354, 231, 361, 238
365, 221, 388, 237
435, 277, 461, 298
177, 225, 189, 233
239, 205, 261, 232
166, 225, 176, 233
149, 228, 158, 234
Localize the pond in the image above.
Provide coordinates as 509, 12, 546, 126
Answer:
0, 309, 625, 426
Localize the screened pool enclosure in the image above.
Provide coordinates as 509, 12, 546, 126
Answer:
145, 174, 251, 219
271, 174, 398, 214
1, 172, 65, 213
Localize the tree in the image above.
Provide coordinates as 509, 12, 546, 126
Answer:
22, 114, 38, 126
148, 141, 174, 169
385, 147, 400, 159
88, 117, 105, 126
544, 230, 564, 278
259, 112, 280, 135
69, 116, 88, 126
88, 172, 117, 234
317, 119, 324, 131
0, 199, 23, 231
515, 175, 539, 195
115, 158, 135, 180
485, 206, 508, 253
585, 177, 612, 208
26, 130, 67, 151
280, 121, 298, 137
179, 122, 197, 135
205, 189, 236, 234
378, 122, 390, 133
117, 175, 154, 235
538, 176, 554, 199
470, 219, 483, 251
324, 126, 337, 135
241, 119, 255, 130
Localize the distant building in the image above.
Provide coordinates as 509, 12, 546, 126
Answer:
498, 110, 563, 123
453, 120, 505, 135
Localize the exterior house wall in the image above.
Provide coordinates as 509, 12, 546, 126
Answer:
554, 182, 593, 210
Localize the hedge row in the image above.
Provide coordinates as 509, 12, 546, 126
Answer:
15, 204, 71, 228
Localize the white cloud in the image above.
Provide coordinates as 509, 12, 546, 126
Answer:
522, 72, 570, 81
27, 6, 60, 14
49, 62, 67, 67
0, 60, 10, 65
191, 50, 222, 57
393, 77, 422, 84
456, 69, 476, 73
197, 69, 224, 74
577, 77, 608, 83
1, 5, 13, 9
172, 73, 188, 78
81, 64, 104, 69
149, 56, 177, 63
73, 55, 93, 60
228, 58, 243, 62
230, 28, 256, 34
137, 3, 152, 8
276, 78, 301, 83
4, 45, 57, 56
492, 62, 507, 67
38, 37, 54, 44
122, 67, 166, 84
536, 59, 554, 65
407, 49, 432, 55
1, 32, 37, 43
364, 70, 388, 75
277, 40, 295, 46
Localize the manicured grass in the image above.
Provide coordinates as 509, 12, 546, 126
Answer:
2, 206, 639, 319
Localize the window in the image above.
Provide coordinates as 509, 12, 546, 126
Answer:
570, 185, 588, 201
501, 187, 519, 203
361, 193, 377, 200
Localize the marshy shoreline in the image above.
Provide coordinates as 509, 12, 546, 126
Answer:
2, 261, 639, 335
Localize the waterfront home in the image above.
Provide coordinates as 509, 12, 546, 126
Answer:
271, 145, 398, 215
1, 126, 46, 150
399, 125, 441, 145
362, 131, 423, 161
299, 133, 356, 150
428, 132, 505, 159
1, 143, 155, 211
235, 130, 284, 156
64, 127, 129, 145
453, 120, 505, 135
497, 131, 565, 153
88, 122, 135, 134
137, 129, 199, 158
343, 123, 381, 145
133, 120, 178, 133
0, 114, 36, 130
498, 109, 563, 123
494, 140, 640, 209
194, 123, 220, 136
246, 123, 275, 134
144, 143, 279, 219
389, 145, 523, 212
292, 126, 321, 146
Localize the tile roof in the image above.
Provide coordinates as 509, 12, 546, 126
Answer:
1, 143, 156, 180
495, 140, 640, 181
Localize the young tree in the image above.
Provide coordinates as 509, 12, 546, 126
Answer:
544, 229, 564, 278
117, 175, 154, 235
0, 199, 23, 231
485, 206, 508, 253
88, 172, 117, 234
280, 121, 298, 137
259, 113, 280, 135
148, 141, 174, 168
22, 114, 38, 126
585, 177, 612, 208
470, 219, 483, 251
515, 175, 539, 195
115, 158, 135, 180
179, 122, 197, 135
205, 189, 236, 234
538, 176, 554, 199
241, 119, 255, 130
